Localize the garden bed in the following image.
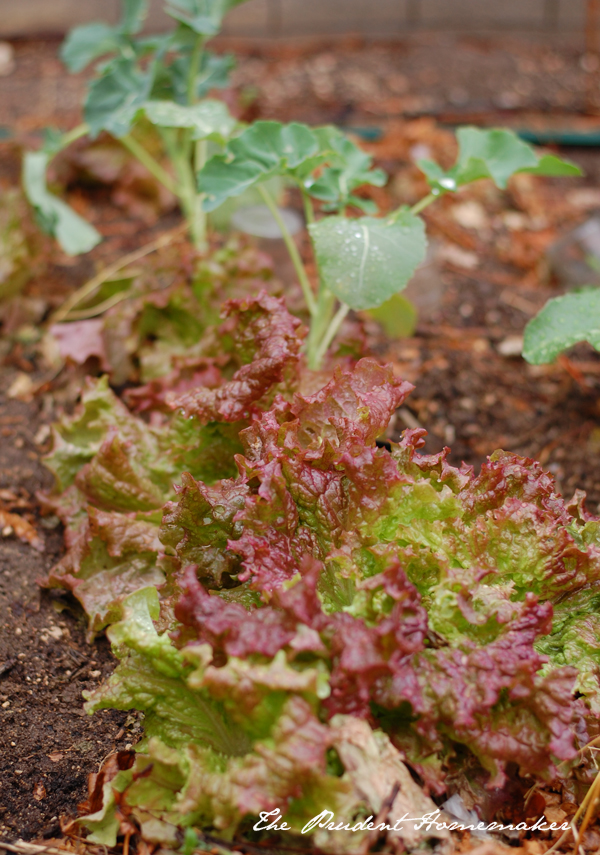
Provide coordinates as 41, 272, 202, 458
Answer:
2, 29, 600, 852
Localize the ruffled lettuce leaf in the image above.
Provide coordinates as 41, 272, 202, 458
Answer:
161, 353, 598, 790
41, 293, 303, 630
174, 291, 305, 422
42, 291, 600, 845
83, 586, 444, 849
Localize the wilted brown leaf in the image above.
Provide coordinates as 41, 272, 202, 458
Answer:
0, 508, 44, 551
50, 319, 110, 370
33, 781, 47, 801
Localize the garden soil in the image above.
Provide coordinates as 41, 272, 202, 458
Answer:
2, 32, 600, 848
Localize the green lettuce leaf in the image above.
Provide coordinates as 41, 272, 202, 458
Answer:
82, 586, 444, 848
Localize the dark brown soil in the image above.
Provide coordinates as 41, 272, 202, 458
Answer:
0, 379, 131, 841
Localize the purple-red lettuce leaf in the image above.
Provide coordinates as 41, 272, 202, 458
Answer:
174, 292, 305, 423
82, 586, 444, 850
42, 293, 310, 626
174, 560, 586, 790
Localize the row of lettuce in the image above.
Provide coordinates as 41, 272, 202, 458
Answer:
37, 292, 600, 848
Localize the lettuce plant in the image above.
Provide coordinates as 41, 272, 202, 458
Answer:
42, 292, 302, 632
39, 293, 600, 847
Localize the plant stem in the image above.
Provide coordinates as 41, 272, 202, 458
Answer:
310, 303, 350, 370
187, 35, 205, 105
193, 138, 208, 249
184, 34, 208, 250
157, 127, 207, 251
120, 134, 179, 195
44, 123, 90, 166
300, 186, 315, 225
258, 184, 316, 315
58, 123, 90, 152
177, 147, 206, 250
306, 286, 335, 368
409, 192, 437, 216
49, 224, 187, 324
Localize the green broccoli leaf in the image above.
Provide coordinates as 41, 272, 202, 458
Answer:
366, 292, 417, 337
308, 208, 427, 310
144, 98, 236, 142
22, 152, 101, 255
84, 57, 154, 138
523, 289, 600, 364
121, 0, 149, 34
164, 0, 250, 36
60, 0, 149, 72
523, 153, 583, 178
60, 23, 122, 73
306, 126, 386, 212
418, 126, 582, 194
151, 50, 234, 104
198, 121, 319, 211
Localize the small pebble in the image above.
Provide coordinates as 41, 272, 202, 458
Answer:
498, 335, 524, 357
34, 424, 51, 446
0, 42, 15, 77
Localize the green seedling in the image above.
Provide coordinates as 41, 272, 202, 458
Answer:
24, 5, 581, 369
23, 0, 246, 253
197, 123, 581, 367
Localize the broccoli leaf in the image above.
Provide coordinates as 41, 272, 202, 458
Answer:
418, 126, 582, 193
165, 0, 250, 36
523, 289, 600, 364
60, 23, 122, 73
198, 121, 319, 210
84, 57, 154, 138
308, 209, 427, 310
22, 151, 101, 255
120, 0, 149, 34
306, 126, 387, 212
60, 0, 149, 72
144, 98, 236, 142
